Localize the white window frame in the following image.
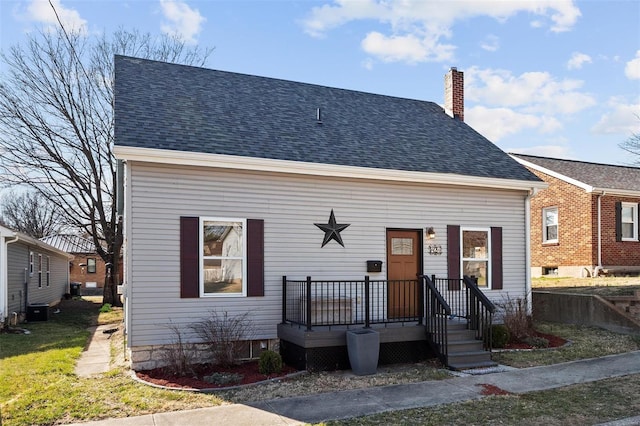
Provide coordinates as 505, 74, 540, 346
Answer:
542, 207, 558, 244
199, 217, 247, 298
29, 251, 34, 276
460, 227, 492, 289
46, 256, 51, 287
621, 202, 639, 241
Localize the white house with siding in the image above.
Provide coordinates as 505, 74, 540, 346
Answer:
0, 224, 72, 325
114, 56, 546, 370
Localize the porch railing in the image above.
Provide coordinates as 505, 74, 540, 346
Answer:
462, 275, 496, 350
421, 274, 451, 364
281, 274, 495, 352
282, 276, 423, 330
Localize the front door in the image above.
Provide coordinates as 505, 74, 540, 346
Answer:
386, 229, 422, 318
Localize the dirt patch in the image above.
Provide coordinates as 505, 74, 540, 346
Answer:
136, 360, 299, 390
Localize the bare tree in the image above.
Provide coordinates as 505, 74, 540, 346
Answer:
620, 127, 640, 166
0, 26, 212, 306
0, 190, 64, 238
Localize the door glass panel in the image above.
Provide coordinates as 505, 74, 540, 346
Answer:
391, 238, 413, 255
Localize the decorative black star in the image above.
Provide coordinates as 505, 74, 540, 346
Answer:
314, 209, 350, 247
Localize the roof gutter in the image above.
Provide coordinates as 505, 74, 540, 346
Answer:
115, 146, 548, 192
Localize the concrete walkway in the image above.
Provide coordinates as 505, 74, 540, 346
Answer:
75, 324, 117, 377
69, 347, 640, 426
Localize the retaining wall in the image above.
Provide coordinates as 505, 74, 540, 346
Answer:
533, 291, 640, 335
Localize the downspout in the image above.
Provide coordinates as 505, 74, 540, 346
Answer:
525, 189, 535, 315
1, 233, 20, 325
593, 193, 605, 277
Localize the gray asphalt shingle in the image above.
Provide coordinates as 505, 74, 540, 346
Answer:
511, 154, 640, 192
114, 56, 540, 183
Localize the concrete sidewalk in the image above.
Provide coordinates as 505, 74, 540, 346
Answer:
69, 350, 640, 426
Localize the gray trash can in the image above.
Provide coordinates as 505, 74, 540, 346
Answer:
346, 328, 380, 375
70, 282, 81, 296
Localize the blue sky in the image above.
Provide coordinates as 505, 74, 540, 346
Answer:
1, 0, 639, 166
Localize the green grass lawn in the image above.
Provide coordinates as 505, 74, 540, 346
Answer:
0, 299, 223, 426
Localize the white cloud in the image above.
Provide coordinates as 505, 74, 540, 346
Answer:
567, 52, 592, 70
625, 51, 640, 80
466, 105, 561, 142
159, 0, 205, 44
480, 35, 499, 52
361, 58, 374, 70
26, 0, 87, 32
509, 145, 572, 159
465, 66, 596, 115
302, 0, 581, 64
592, 100, 640, 135
361, 31, 455, 63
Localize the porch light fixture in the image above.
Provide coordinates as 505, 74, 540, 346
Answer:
426, 227, 436, 239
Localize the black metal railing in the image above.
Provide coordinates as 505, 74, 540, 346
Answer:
281, 274, 494, 353
282, 276, 423, 330
421, 274, 451, 364
462, 275, 496, 350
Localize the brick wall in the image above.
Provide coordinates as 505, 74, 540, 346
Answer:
69, 253, 106, 288
527, 168, 640, 276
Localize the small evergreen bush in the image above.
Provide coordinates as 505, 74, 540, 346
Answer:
492, 324, 510, 348
523, 336, 550, 348
258, 350, 283, 375
99, 303, 112, 313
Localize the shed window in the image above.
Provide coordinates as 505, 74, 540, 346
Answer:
543, 207, 558, 243
38, 254, 42, 288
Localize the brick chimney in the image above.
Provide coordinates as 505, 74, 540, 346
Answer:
444, 67, 464, 121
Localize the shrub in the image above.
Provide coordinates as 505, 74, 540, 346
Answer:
191, 311, 254, 367
258, 350, 283, 375
160, 320, 197, 376
491, 324, 510, 348
99, 303, 112, 313
498, 296, 533, 341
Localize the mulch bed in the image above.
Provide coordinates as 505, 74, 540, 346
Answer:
502, 330, 567, 350
478, 383, 511, 395
136, 360, 298, 390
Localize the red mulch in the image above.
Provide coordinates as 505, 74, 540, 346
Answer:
503, 331, 567, 350
136, 360, 298, 390
478, 383, 511, 395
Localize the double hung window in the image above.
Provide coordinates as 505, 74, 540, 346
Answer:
200, 218, 246, 296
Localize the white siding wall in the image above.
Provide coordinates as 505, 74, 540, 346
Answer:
7, 242, 69, 314
127, 162, 529, 347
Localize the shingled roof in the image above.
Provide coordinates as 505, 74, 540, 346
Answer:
511, 154, 640, 194
114, 56, 540, 183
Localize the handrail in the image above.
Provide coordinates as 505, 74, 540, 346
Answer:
420, 274, 451, 364
462, 275, 496, 313
420, 275, 451, 316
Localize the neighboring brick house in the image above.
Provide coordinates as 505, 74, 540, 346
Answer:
511, 154, 640, 278
40, 234, 106, 293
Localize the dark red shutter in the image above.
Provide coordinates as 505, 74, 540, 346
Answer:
447, 225, 461, 290
247, 219, 264, 297
180, 216, 200, 298
491, 227, 503, 290
615, 201, 622, 242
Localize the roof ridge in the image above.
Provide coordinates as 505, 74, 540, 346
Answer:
510, 153, 640, 170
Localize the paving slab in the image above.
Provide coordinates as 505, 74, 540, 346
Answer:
75, 324, 116, 377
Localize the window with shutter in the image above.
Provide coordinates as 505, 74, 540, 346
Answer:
447, 225, 502, 290
180, 216, 264, 298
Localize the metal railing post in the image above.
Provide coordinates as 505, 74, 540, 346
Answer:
306, 276, 312, 331
282, 276, 287, 324
364, 275, 370, 328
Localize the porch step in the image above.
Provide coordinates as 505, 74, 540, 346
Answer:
446, 350, 495, 369
447, 360, 499, 371
447, 329, 477, 341
447, 339, 485, 352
